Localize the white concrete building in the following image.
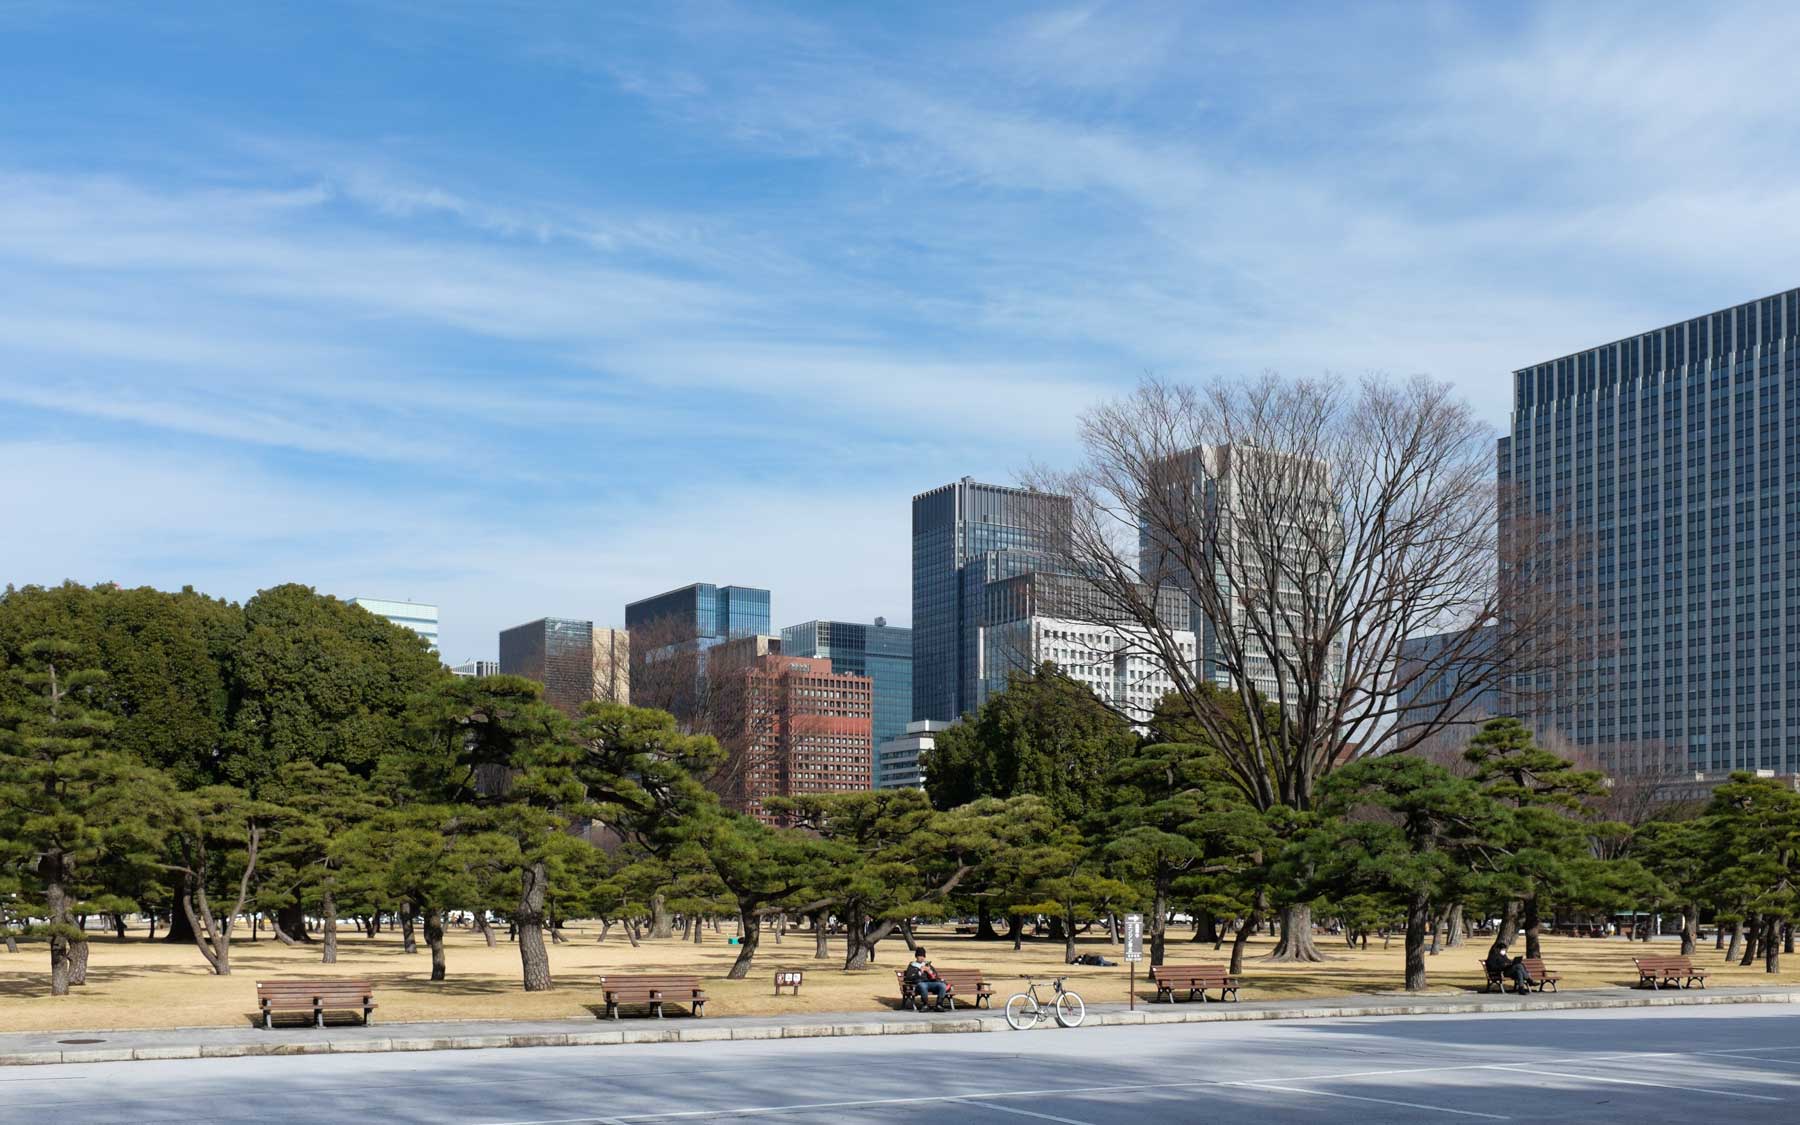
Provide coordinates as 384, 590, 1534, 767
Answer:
348, 597, 439, 652
876, 719, 952, 790
976, 571, 1195, 727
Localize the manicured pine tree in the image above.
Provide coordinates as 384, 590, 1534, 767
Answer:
1464, 717, 1607, 957
0, 640, 172, 994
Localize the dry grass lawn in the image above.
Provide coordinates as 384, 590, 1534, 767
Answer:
3, 922, 1797, 1033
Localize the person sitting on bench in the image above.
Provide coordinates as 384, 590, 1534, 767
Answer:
906, 948, 949, 1010
1485, 942, 1534, 994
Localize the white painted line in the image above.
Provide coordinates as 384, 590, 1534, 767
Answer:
1698, 1045, 1800, 1057
960, 1098, 1098, 1125
1237, 1082, 1512, 1120
1489, 1065, 1783, 1102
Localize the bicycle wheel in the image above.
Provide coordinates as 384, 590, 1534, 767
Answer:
1004, 993, 1040, 1031
1053, 990, 1086, 1028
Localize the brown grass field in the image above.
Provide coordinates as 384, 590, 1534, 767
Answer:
2, 922, 1796, 1033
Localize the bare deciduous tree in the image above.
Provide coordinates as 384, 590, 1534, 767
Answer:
1027, 374, 1574, 961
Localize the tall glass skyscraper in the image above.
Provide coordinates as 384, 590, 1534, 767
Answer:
624, 583, 771, 647
911, 477, 1071, 722
782, 618, 913, 771
1502, 287, 1800, 775
498, 617, 595, 715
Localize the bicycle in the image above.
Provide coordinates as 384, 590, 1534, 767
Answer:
1004, 975, 1085, 1030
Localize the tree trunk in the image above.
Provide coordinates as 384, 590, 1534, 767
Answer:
1726, 919, 1742, 962
727, 908, 760, 979
624, 919, 641, 948
1741, 915, 1761, 967
598, 919, 612, 943
1229, 892, 1265, 976
1445, 904, 1465, 948
1267, 902, 1324, 962
3, 934, 17, 954
1149, 884, 1168, 967
1194, 909, 1219, 944
43, 853, 72, 996
1063, 908, 1078, 963
276, 903, 309, 943
650, 894, 673, 939
812, 911, 830, 959
1679, 904, 1697, 957
1010, 914, 1024, 952
425, 911, 446, 981
1404, 892, 1431, 992
476, 914, 497, 948
517, 860, 553, 991
321, 890, 338, 964
1786, 922, 1795, 956
164, 898, 197, 944
1522, 895, 1543, 960
112, 913, 128, 940
401, 905, 418, 954
976, 901, 999, 941
692, 915, 704, 945
69, 938, 89, 986
1488, 898, 1521, 958
1762, 917, 1779, 974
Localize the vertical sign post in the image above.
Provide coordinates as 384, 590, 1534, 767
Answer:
1123, 913, 1143, 1011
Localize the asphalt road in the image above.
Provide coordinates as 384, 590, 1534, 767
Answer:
4, 1004, 1798, 1123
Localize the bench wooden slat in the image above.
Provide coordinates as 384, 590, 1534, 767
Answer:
1478, 957, 1559, 993
1149, 964, 1241, 1003
894, 968, 993, 1011
599, 974, 707, 1019
1632, 955, 1707, 989
255, 979, 378, 1030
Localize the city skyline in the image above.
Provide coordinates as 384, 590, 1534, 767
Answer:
5, 5, 1797, 661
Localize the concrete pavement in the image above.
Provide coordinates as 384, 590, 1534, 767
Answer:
4, 1003, 1799, 1122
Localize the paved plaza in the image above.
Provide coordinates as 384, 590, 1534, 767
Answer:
4, 1003, 1797, 1123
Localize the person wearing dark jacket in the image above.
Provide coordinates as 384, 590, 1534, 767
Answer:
1485, 942, 1534, 994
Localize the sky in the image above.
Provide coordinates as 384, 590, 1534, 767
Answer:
3, 1, 1798, 663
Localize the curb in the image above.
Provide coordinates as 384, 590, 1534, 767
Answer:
5, 989, 1795, 1067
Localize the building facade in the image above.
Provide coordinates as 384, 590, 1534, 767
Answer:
348, 597, 439, 652
712, 653, 873, 822
449, 658, 498, 677
1391, 625, 1502, 759
592, 626, 630, 705
1501, 286, 1800, 776
781, 617, 912, 771
876, 719, 951, 790
1139, 443, 1343, 703
977, 571, 1196, 726
624, 583, 771, 650
498, 617, 595, 715
912, 477, 1071, 723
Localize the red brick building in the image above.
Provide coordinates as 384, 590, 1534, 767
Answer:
715, 653, 872, 822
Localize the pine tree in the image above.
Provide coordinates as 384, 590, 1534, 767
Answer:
0, 640, 172, 994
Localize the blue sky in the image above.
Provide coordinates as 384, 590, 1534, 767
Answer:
3, 1, 1797, 662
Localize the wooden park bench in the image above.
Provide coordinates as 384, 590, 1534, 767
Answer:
1479, 957, 1559, 993
894, 967, 994, 1011
1633, 955, 1707, 990
1149, 964, 1242, 1003
255, 979, 377, 1030
599, 974, 708, 1019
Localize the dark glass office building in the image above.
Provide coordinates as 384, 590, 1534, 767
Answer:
624, 583, 772, 648
498, 617, 595, 716
781, 618, 913, 774
1501, 287, 1800, 775
911, 477, 1071, 722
